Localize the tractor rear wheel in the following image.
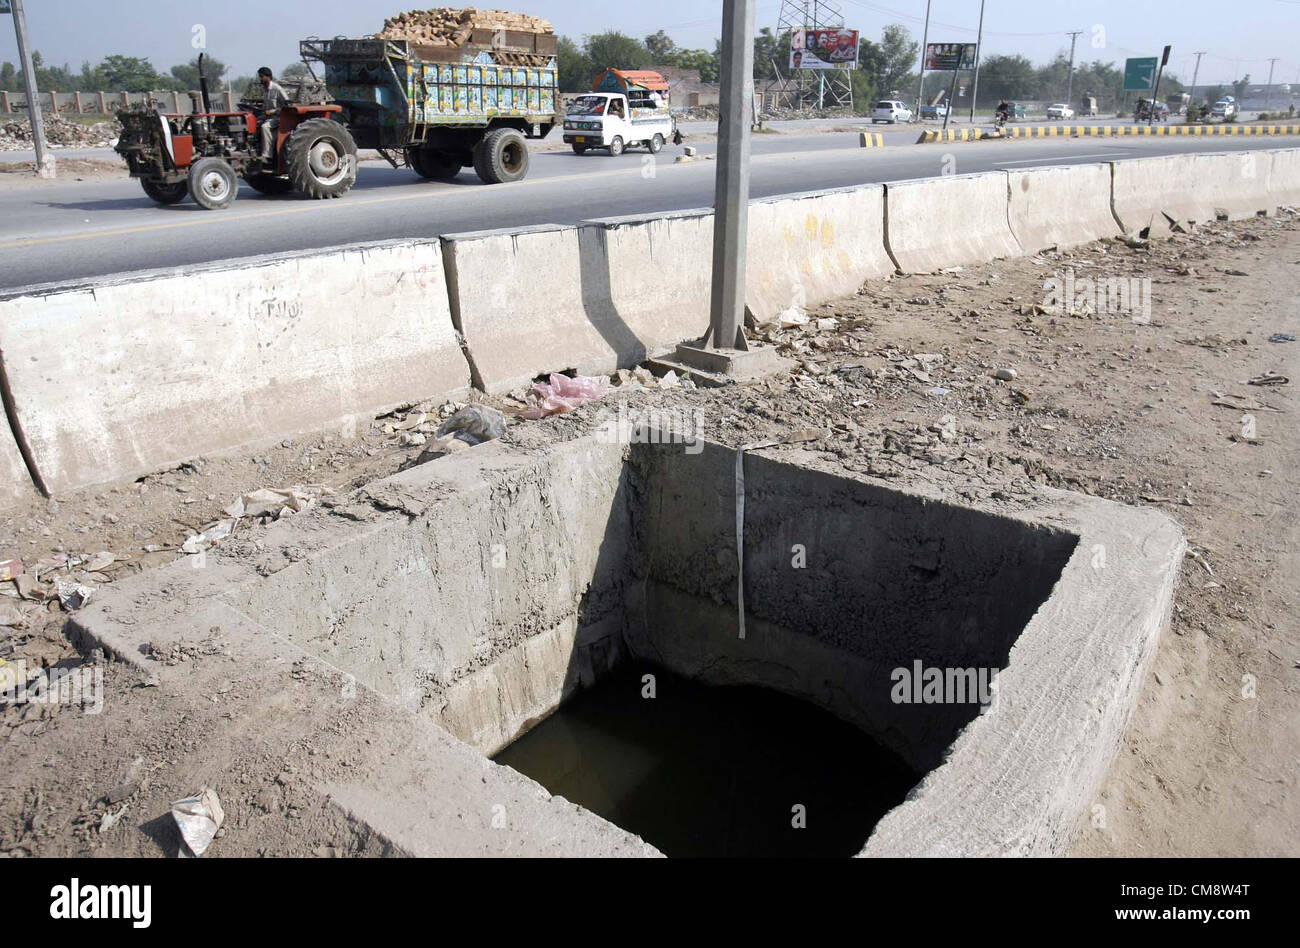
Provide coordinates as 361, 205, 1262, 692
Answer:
141, 178, 187, 205
187, 158, 238, 210
285, 117, 358, 199
243, 172, 293, 195
409, 147, 461, 181
472, 128, 529, 184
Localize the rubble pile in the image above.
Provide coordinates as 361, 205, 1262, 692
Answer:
375, 7, 553, 45
0, 113, 119, 151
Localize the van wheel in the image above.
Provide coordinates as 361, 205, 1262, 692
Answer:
608, 136, 624, 157
648, 134, 663, 154
571, 144, 587, 155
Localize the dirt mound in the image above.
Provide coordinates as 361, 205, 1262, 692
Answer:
375, 7, 553, 46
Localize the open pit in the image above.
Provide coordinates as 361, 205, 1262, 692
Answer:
70, 426, 1183, 857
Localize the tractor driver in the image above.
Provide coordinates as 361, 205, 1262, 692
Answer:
258, 67, 289, 163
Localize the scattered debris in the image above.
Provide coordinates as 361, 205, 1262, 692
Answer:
435, 405, 506, 445
1269, 333, 1296, 343
519, 374, 610, 419
223, 485, 333, 520
171, 787, 225, 857
1247, 372, 1288, 387
54, 578, 94, 611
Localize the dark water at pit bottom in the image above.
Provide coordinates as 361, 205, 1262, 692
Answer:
493, 663, 921, 857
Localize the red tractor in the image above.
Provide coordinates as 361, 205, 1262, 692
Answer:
115, 56, 358, 210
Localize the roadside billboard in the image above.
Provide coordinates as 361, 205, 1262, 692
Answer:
790, 28, 859, 70
924, 43, 977, 71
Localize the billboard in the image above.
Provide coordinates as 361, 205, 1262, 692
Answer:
789, 28, 859, 70
1123, 57, 1159, 92
0, 1, 11, 13
924, 43, 978, 71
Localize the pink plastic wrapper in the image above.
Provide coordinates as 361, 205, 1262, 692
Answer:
520, 374, 611, 419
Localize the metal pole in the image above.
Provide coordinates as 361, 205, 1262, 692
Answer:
1265, 58, 1278, 110
1190, 51, 1204, 109
969, 0, 986, 124
10, 0, 53, 178
707, 0, 755, 352
1065, 30, 1082, 108
914, 0, 931, 117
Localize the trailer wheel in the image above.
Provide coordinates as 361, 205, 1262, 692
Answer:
571, 144, 587, 155
648, 134, 664, 154
285, 117, 358, 199
187, 158, 238, 210
473, 128, 529, 184
409, 147, 461, 181
243, 172, 293, 195
608, 136, 624, 157
141, 178, 188, 205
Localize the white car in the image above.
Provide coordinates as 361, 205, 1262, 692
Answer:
872, 100, 913, 124
1046, 103, 1075, 120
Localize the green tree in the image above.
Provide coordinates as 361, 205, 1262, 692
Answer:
645, 30, 677, 63
1232, 74, 1250, 100
556, 35, 590, 92
169, 56, 228, 91
583, 31, 650, 73
975, 54, 1036, 104
878, 24, 918, 94
282, 62, 313, 82
98, 54, 163, 92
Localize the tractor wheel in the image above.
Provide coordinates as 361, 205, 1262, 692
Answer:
571, 144, 587, 155
648, 133, 664, 154
472, 128, 529, 184
141, 178, 187, 205
285, 117, 358, 199
243, 172, 293, 195
409, 147, 460, 181
608, 136, 625, 157
187, 158, 238, 210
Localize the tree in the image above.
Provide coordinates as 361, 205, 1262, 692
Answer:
1232, 74, 1250, 100
877, 24, 918, 94
282, 63, 313, 82
645, 30, 677, 63
975, 54, 1037, 104
583, 31, 650, 72
98, 55, 163, 92
169, 56, 228, 91
556, 36, 589, 92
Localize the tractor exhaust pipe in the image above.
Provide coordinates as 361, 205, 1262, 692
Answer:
198, 52, 213, 115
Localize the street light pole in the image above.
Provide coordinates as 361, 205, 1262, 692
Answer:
968, 0, 986, 124
1065, 29, 1083, 108
914, 0, 932, 118
8, 0, 53, 178
1190, 51, 1205, 108
1265, 58, 1278, 110
707, 0, 755, 352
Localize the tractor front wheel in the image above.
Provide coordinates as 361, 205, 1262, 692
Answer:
472, 128, 529, 184
141, 178, 187, 205
285, 117, 358, 199
187, 158, 238, 210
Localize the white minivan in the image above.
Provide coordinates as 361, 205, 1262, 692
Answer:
563, 92, 675, 156
872, 100, 913, 124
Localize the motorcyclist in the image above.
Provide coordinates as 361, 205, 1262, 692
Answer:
995, 98, 1010, 123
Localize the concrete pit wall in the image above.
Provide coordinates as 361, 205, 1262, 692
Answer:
0, 240, 469, 496
72, 430, 1184, 856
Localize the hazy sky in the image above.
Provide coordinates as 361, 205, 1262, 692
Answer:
2, 1, 1297, 86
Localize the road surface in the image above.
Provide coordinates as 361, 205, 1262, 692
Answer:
1, 124, 1295, 289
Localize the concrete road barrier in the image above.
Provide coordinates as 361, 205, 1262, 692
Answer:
1110, 154, 1218, 236
746, 185, 896, 323
884, 172, 1022, 272
0, 240, 469, 496
1191, 151, 1274, 220
1007, 163, 1123, 252
1271, 148, 1300, 209
442, 223, 645, 394
1, 411, 35, 505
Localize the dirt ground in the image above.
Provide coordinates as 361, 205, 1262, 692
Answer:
1, 211, 1296, 857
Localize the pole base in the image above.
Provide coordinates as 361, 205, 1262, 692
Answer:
652, 340, 792, 387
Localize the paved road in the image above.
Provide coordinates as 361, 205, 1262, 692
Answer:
1, 126, 1295, 290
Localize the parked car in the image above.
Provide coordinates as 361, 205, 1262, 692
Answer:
919, 103, 949, 120
1046, 103, 1075, 120
872, 100, 913, 124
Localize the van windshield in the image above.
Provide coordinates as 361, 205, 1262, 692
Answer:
569, 95, 608, 115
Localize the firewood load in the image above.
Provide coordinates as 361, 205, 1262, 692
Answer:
374, 8, 553, 47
